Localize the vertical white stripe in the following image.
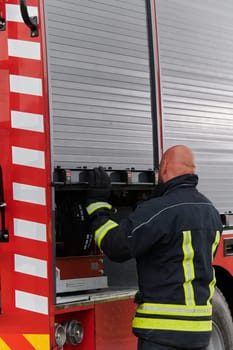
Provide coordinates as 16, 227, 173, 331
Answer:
8, 39, 41, 60
15, 290, 48, 315
14, 254, 47, 278
10, 75, 42, 96
6, 4, 38, 23
14, 218, 47, 242
11, 110, 44, 132
13, 182, 46, 205
12, 146, 45, 169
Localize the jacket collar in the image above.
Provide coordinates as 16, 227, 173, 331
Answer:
152, 174, 198, 198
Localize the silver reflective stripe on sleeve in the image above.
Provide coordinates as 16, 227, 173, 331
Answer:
133, 302, 212, 332
136, 303, 212, 316
133, 317, 211, 332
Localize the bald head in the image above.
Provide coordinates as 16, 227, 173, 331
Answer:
159, 145, 196, 183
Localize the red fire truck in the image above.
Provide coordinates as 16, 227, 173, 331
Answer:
0, 0, 233, 349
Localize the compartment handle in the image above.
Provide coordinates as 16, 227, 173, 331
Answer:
20, 0, 38, 37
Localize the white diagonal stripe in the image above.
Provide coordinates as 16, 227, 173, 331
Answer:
8, 39, 40, 60
14, 254, 47, 278
14, 218, 47, 242
13, 182, 46, 205
11, 110, 44, 132
15, 290, 48, 315
10, 75, 42, 96
12, 146, 45, 169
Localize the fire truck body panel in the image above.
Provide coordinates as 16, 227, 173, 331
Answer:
0, 1, 53, 348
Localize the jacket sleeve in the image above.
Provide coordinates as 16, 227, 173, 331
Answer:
86, 198, 165, 261
86, 201, 132, 262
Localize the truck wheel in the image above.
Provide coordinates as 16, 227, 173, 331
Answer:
207, 287, 233, 350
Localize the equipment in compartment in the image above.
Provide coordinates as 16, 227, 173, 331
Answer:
54, 167, 157, 294
55, 194, 93, 257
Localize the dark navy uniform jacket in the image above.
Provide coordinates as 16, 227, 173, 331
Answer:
86, 174, 223, 348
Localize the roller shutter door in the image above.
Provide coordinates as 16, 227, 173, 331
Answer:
44, 0, 155, 170
156, 0, 233, 213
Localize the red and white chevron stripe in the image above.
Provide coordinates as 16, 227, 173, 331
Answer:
0, 0, 52, 344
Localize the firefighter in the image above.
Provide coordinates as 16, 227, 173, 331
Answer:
86, 145, 222, 350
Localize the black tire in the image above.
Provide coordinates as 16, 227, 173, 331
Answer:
207, 287, 233, 350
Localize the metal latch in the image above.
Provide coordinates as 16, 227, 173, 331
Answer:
0, 16, 5, 31
20, 0, 38, 37
0, 2, 6, 31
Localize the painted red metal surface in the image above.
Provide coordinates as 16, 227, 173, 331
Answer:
214, 231, 233, 276
95, 297, 137, 350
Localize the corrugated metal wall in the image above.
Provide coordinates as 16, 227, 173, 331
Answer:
44, 0, 154, 170
155, 0, 233, 213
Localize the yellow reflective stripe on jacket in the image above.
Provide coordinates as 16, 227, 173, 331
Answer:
212, 230, 220, 257
136, 303, 212, 317
207, 230, 221, 304
133, 317, 212, 332
95, 219, 119, 247
86, 201, 112, 215
182, 230, 195, 305
207, 272, 216, 306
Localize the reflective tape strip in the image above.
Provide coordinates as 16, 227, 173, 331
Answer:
8, 39, 41, 60
207, 272, 216, 306
182, 230, 195, 305
23, 334, 50, 350
11, 110, 44, 133
14, 218, 47, 242
6, 4, 38, 22
207, 230, 221, 304
12, 146, 45, 169
13, 182, 46, 205
86, 202, 112, 215
95, 219, 119, 248
133, 317, 212, 332
0, 335, 50, 350
15, 290, 48, 315
136, 303, 212, 317
212, 230, 220, 256
10, 75, 42, 96
0, 338, 11, 350
14, 254, 47, 279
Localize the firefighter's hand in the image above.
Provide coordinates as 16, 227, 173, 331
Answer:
86, 167, 111, 203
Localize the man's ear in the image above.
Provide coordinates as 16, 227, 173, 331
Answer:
159, 159, 167, 183
162, 159, 168, 174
